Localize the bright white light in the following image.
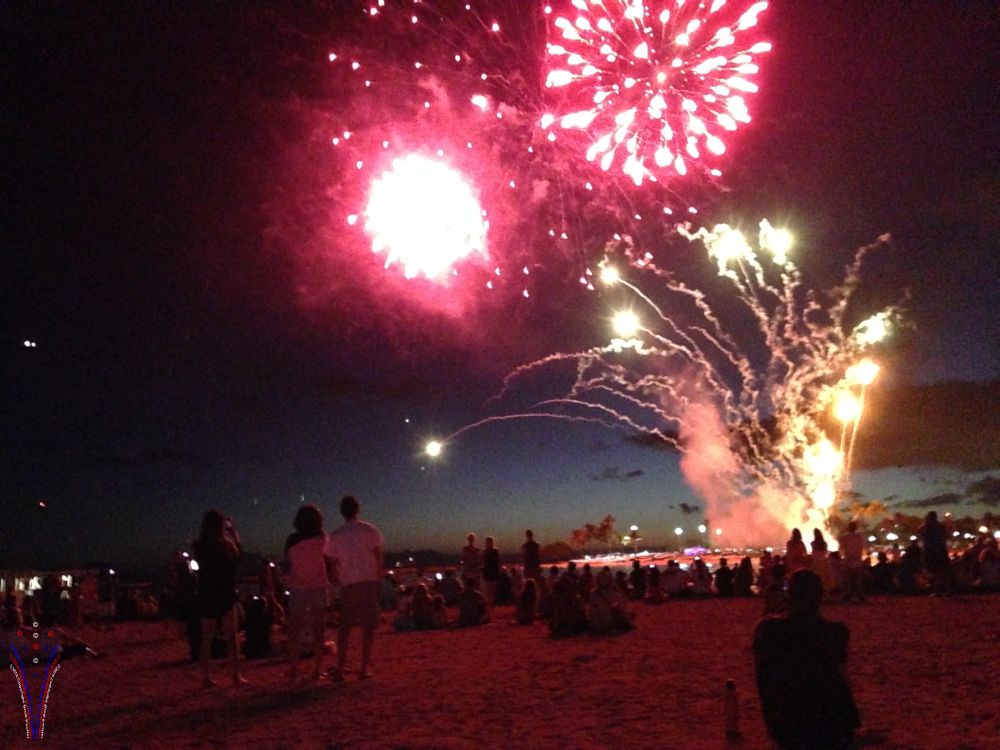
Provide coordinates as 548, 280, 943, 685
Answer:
630, 524, 639, 532
697, 524, 707, 533
366, 155, 487, 279
425, 440, 443, 458
674, 527, 683, 536
612, 310, 641, 337
715, 528, 723, 536
854, 313, 891, 345
885, 532, 899, 541
600, 265, 621, 285
846, 359, 880, 386
833, 390, 862, 423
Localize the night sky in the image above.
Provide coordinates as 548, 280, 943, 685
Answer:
3, 1, 998, 572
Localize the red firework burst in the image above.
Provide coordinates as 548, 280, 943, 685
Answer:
543, 0, 771, 185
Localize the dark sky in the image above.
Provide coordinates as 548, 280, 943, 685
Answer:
3, 1, 998, 571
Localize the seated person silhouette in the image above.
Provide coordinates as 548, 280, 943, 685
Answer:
753, 569, 860, 750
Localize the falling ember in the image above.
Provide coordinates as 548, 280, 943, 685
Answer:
544, 0, 771, 184
365, 155, 487, 280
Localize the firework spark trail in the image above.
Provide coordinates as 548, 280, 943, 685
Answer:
443, 219, 898, 544
544, 0, 772, 185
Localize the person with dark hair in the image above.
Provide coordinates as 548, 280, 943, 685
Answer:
785, 528, 809, 573
457, 577, 489, 627
192, 510, 244, 688
284, 503, 330, 686
549, 575, 587, 637
494, 566, 513, 605
811, 529, 834, 591
753, 570, 861, 750
763, 563, 790, 615
734, 557, 755, 597
629, 560, 647, 600
324, 495, 384, 681
919, 511, 952, 595
481, 536, 501, 607
439, 569, 461, 606
522, 529, 541, 581
869, 552, 898, 594
714, 558, 735, 597
460, 533, 483, 586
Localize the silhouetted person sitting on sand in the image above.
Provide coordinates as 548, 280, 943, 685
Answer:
763, 563, 789, 615
753, 569, 860, 750
515, 578, 537, 625
714, 557, 735, 597
588, 569, 633, 633
457, 577, 489, 627
548, 575, 587, 637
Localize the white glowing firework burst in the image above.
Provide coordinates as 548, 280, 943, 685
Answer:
543, 0, 771, 185
364, 154, 488, 279
441, 221, 902, 545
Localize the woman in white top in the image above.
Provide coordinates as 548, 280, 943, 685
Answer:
284, 504, 330, 685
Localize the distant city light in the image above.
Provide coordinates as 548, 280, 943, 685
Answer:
697, 524, 707, 533
674, 527, 683, 536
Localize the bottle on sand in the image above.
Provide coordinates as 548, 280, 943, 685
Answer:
724, 678, 741, 741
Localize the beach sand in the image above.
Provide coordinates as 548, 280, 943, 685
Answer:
3, 594, 998, 749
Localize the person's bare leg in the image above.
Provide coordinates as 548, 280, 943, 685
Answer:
286, 606, 301, 685
332, 624, 349, 679
310, 606, 324, 680
229, 608, 247, 685
199, 618, 216, 687
360, 624, 375, 677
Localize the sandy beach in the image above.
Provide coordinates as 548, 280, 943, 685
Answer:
3, 593, 998, 749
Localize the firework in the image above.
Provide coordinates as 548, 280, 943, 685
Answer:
365, 154, 488, 279
309, 1, 760, 301
543, 0, 771, 185
439, 220, 899, 545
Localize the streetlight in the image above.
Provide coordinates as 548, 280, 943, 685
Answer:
630, 524, 639, 556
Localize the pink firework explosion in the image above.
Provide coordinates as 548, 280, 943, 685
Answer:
543, 0, 771, 185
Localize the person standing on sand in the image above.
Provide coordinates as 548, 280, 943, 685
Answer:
284, 504, 330, 686
918, 510, 952, 595
522, 529, 541, 581
324, 495, 384, 681
784, 528, 809, 573
460, 533, 482, 586
753, 569, 861, 750
837, 521, 866, 603
482, 536, 500, 607
192, 510, 245, 688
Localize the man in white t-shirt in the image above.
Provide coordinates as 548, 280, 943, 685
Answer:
837, 521, 867, 603
324, 495, 384, 680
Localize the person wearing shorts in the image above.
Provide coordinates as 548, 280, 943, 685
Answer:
324, 495, 384, 680
285, 504, 330, 686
